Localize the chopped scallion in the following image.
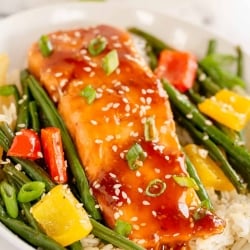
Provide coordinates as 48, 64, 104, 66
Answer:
80, 85, 96, 104
145, 179, 167, 197
102, 49, 119, 75
125, 143, 146, 170
88, 36, 107, 56
144, 116, 158, 141
38, 35, 53, 57
114, 220, 132, 237
173, 175, 199, 190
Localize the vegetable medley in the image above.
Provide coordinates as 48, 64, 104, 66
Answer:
0, 25, 250, 250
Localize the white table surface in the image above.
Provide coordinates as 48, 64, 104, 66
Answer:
0, 0, 249, 249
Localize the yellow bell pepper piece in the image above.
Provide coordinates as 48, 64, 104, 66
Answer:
198, 89, 250, 131
184, 144, 234, 191
31, 185, 92, 246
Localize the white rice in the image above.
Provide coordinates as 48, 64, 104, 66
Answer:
190, 188, 250, 250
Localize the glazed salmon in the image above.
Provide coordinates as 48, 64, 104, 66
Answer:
28, 25, 225, 249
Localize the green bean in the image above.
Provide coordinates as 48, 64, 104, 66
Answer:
90, 219, 145, 250
68, 241, 83, 250
0, 181, 18, 218
16, 84, 29, 131
184, 153, 214, 210
128, 27, 171, 55
162, 79, 250, 188
145, 43, 158, 70
206, 39, 217, 55
0, 204, 66, 250
236, 46, 243, 78
20, 202, 42, 231
27, 74, 101, 220
29, 101, 40, 132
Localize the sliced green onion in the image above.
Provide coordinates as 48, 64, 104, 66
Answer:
88, 36, 107, 56
17, 181, 46, 203
38, 35, 53, 57
144, 116, 158, 142
125, 143, 146, 170
102, 49, 119, 76
114, 220, 132, 237
173, 175, 199, 190
145, 179, 167, 197
0, 181, 18, 218
80, 85, 96, 104
193, 207, 207, 221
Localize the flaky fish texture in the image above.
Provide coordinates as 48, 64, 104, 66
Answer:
28, 24, 225, 249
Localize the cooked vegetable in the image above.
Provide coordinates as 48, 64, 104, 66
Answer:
0, 181, 18, 218
26, 75, 101, 220
28, 101, 40, 132
145, 178, 167, 197
0, 204, 66, 250
162, 79, 250, 188
88, 36, 107, 56
206, 39, 217, 55
38, 35, 53, 57
0, 84, 20, 108
31, 184, 92, 246
7, 128, 42, 160
184, 144, 235, 191
155, 49, 197, 92
102, 49, 119, 75
41, 127, 68, 184
80, 84, 96, 104
125, 143, 146, 170
17, 181, 45, 203
198, 89, 250, 131
144, 116, 158, 141
114, 220, 132, 237
173, 175, 199, 190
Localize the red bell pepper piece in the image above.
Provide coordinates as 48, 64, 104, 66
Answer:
155, 49, 198, 92
7, 129, 42, 160
41, 127, 67, 184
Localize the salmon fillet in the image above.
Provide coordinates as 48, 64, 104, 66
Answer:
28, 25, 224, 249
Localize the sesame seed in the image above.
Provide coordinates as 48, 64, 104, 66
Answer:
153, 233, 160, 242
112, 103, 120, 109
147, 89, 155, 94
112, 196, 119, 200
59, 79, 68, 88
90, 120, 98, 125
154, 168, 161, 174
114, 212, 121, 220
111, 35, 119, 40
205, 119, 212, 125
203, 134, 209, 140
113, 42, 122, 48
14, 164, 22, 171
165, 155, 170, 161
121, 191, 128, 199
94, 139, 103, 144
83, 55, 91, 61
89, 71, 96, 78
125, 104, 130, 112
83, 66, 92, 72
17, 123, 26, 128
133, 224, 140, 230
89, 62, 97, 67
115, 188, 120, 196
131, 216, 138, 222
113, 184, 122, 189
142, 200, 150, 206
141, 89, 147, 95
127, 198, 131, 204
121, 86, 130, 92
74, 31, 81, 37
135, 171, 141, 177
146, 97, 152, 105
37, 152, 43, 158
116, 68, 121, 75
140, 97, 146, 104
105, 135, 114, 142
112, 145, 118, 152
137, 239, 146, 245
128, 122, 134, 127
122, 97, 129, 103
186, 113, 193, 119
54, 72, 63, 77
137, 187, 143, 193
152, 210, 157, 217
130, 131, 139, 137
109, 173, 117, 178
118, 90, 125, 95
76, 203, 83, 208
106, 88, 115, 94
80, 49, 87, 55
120, 152, 125, 159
